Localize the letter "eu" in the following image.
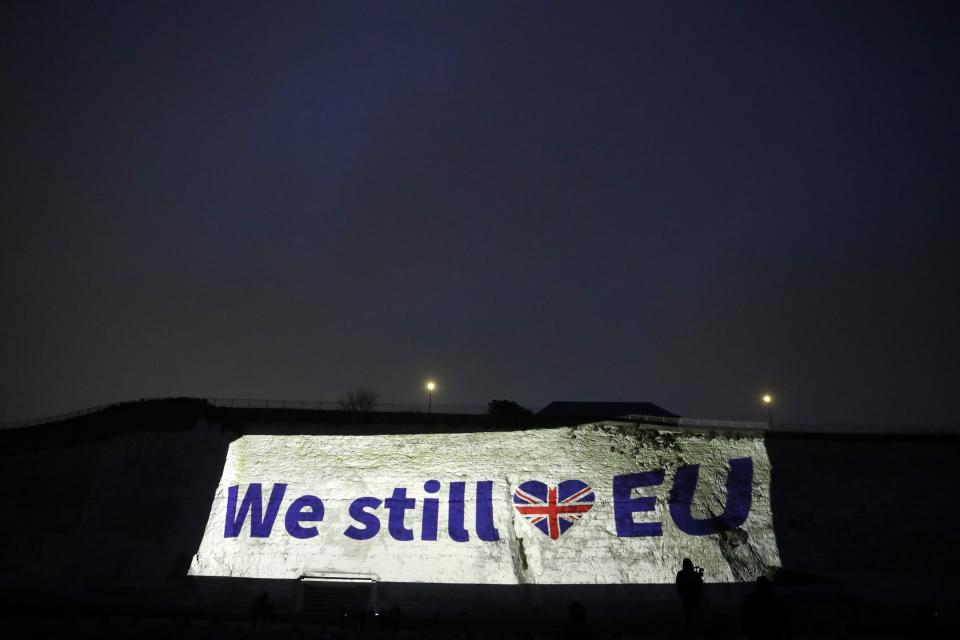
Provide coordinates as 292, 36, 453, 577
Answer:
612, 457, 754, 537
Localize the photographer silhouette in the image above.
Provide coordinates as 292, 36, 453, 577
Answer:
676, 558, 705, 637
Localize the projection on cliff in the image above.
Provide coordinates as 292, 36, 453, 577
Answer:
189, 424, 780, 584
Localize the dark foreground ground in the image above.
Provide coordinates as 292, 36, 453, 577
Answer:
3, 604, 952, 640
1, 399, 958, 638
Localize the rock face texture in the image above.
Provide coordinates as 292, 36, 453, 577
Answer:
190, 425, 778, 584
0, 399, 957, 629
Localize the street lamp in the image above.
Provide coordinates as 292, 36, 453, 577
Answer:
426, 380, 436, 413
762, 394, 774, 429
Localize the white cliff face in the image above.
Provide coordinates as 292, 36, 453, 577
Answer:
189, 422, 780, 584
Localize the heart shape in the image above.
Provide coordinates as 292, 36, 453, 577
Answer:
513, 479, 595, 540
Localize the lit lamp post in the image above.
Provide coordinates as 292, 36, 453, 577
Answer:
426, 380, 436, 413
762, 394, 774, 430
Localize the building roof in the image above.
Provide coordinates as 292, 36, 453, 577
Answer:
536, 401, 678, 421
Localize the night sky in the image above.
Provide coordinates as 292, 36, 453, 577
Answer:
2, 1, 958, 426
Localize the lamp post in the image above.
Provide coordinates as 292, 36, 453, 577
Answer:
762, 394, 774, 429
426, 380, 436, 413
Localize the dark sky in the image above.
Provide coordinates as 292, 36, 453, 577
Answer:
2, 1, 958, 425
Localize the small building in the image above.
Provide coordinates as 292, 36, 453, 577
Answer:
536, 401, 678, 422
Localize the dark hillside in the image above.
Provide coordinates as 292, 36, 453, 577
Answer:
1, 398, 956, 637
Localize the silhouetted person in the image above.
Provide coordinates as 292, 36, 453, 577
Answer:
208, 618, 226, 640
676, 558, 704, 637
558, 600, 587, 639
385, 604, 404, 632
250, 591, 274, 629
742, 576, 788, 640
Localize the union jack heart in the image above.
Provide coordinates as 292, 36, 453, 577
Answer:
513, 479, 595, 540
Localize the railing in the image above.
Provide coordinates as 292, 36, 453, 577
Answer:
204, 401, 770, 429
620, 414, 769, 430
768, 420, 959, 435
2, 398, 957, 434
205, 398, 493, 415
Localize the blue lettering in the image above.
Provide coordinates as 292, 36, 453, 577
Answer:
475, 480, 500, 541
385, 487, 416, 541
421, 480, 440, 541
448, 481, 469, 542
612, 471, 664, 537
344, 497, 382, 540
669, 457, 753, 535
224, 483, 287, 538
284, 495, 324, 539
